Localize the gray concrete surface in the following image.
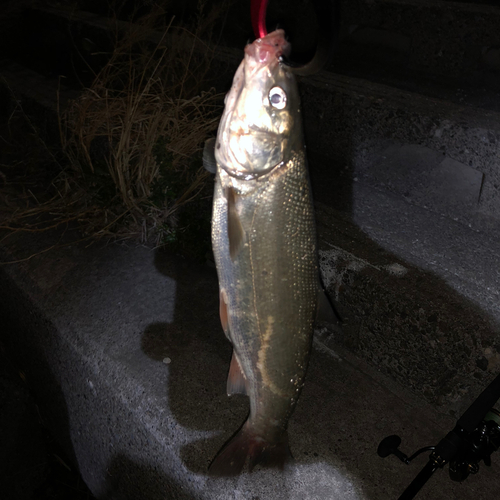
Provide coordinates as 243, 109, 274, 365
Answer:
1, 234, 499, 500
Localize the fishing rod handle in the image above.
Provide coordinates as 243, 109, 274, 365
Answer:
398, 460, 439, 500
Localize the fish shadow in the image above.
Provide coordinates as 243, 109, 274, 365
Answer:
144, 250, 248, 471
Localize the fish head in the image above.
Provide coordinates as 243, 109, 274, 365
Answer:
215, 30, 302, 180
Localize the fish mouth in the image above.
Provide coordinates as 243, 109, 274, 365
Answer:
245, 29, 291, 65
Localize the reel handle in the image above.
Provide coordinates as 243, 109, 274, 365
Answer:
377, 435, 410, 464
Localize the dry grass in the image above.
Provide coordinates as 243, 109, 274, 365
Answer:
1, 1, 225, 257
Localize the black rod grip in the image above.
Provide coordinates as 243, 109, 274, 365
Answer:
398, 460, 439, 500
458, 373, 500, 433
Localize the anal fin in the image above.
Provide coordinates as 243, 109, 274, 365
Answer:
219, 289, 229, 337
227, 350, 247, 396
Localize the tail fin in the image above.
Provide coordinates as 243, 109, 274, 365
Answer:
208, 423, 292, 476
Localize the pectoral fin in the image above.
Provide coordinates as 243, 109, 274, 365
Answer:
203, 137, 217, 174
227, 187, 245, 260
227, 350, 247, 396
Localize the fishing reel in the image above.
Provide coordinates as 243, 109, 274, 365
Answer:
378, 373, 500, 500
448, 408, 500, 481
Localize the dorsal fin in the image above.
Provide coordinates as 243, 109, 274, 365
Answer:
227, 187, 245, 260
316, 288, 341, 325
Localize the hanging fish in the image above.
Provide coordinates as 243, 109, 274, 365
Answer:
205, 29, 329, 476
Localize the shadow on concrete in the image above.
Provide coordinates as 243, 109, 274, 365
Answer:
305, 98, 355, 216
0, 349, 48, 500
0, 267, 80, 494
146, 251, 248, 467
0, 259, 202, 500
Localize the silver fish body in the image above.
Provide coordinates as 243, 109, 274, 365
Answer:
208, 30, 319, 475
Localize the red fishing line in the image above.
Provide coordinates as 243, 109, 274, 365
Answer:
251, 0, 268, 38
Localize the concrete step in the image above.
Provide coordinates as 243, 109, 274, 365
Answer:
1, 232, 499, 499
302, 70, 500, 225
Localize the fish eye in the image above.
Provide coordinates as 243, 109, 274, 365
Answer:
269, 86, 287, 110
